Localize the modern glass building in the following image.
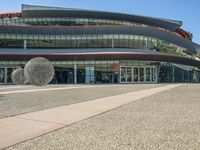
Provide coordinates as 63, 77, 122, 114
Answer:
0, 4, 200, 84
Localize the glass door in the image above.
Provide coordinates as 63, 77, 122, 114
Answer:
139, 67, 144, 82
120, 66, 157, 83
126, 67, 132, 82
146, 67, 151, 82
133, 67, 139, 82
120, 67, 126, 82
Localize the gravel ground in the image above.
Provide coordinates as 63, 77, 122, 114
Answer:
6, 84, 200, 150
0, 84, 162, 119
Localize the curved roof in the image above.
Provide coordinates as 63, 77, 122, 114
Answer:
0, 48, 200, 67
21, 4, 182, 31
0, 25, 199, 53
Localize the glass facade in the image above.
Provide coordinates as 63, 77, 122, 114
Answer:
0, 17, 163, 29
0, 67, 19, 83
0, 34, 191, 58
158, 64, 196, 83
50, 60, 120, 84
1, 60, 196, 84
0, 60, 161, 84
120, 66, 157, 83
52, 60, 159, 84
0, 68, 5, 83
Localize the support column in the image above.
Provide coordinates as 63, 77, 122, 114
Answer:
156, 65, 160, 83
144, 67, 146, 82
172, 66, 175, 83
74, 64, 77, 84
145, 39, 148, 49
187, 70, 189, 82
150, 67, 152, 83
4, 68, 7, 84
23, 40, 27, 49
182, 71, 184, 82
192, 67, 197, 83
112, 37, 114, 48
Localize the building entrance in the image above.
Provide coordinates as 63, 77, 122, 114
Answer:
77, 68, 85, 83
120, 66, 157, 83
54, 68, 74, 84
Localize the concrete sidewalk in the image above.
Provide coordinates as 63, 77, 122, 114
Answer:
0, 84, 181, 149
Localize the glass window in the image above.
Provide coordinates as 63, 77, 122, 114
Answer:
146, 67, 151, 82
139, 67, 144, 82
133, 67, 139, 82
120, 67, 126, 82
127, 67, 132, 82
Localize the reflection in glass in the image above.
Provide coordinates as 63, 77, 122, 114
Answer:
0, 68, 4, 83
120, 67, 126, 82
134, 68, 138, 82
146, 67, 151, 82
127, 67, 132, 82
153, 68, 157, 82
139, 68, 144, 82
151, 68, 154, 82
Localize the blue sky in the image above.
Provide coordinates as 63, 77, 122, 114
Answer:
1, 0, 200, 44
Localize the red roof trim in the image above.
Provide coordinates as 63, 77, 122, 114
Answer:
0, 52, 191, 59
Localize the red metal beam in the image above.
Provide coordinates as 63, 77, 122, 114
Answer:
0, 12, 21, 19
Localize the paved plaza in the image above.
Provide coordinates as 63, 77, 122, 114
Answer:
0, 84, 162, 119
0, 84, 200, 149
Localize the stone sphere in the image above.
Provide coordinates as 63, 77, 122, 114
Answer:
11, 68, 27, 85
24, 57, 54, 86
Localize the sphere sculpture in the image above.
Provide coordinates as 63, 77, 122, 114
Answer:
24, 57, 54, 86
11, 68, 27, 85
